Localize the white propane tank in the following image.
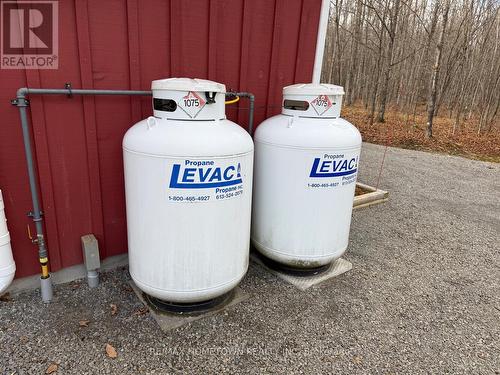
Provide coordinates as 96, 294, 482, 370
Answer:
0, 189, 16, 295
252, 83, 361, 269
123, 78, 253, 303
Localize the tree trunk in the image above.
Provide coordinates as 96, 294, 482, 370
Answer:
370, 9, 385, 126
426, 0, 450, 138
345, 0, 362, 106
377, 0, 401, 123
334, 0, 344, 83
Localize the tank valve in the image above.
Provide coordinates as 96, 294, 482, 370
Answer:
205, 91, 216, 104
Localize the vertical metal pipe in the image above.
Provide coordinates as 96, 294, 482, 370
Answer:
17, 97, 53, 302
312, 0, 331, 83
234, 92, 255, 136
247, 94, 255, 136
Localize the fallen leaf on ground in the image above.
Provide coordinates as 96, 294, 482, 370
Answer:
106, 343, 118, 359
477, 351, 489, 359
132, 307, 149, 316
352, 356, 363, 364
0, 292, 12, 302
110, 303, 118, 315
79, 319, 90, 327
46, 363, 58, 374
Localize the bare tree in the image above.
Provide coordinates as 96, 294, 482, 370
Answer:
377, 0, 401, 123
321, 0, 500, 136
426, 0, 450, 138
345, 0, 363, 105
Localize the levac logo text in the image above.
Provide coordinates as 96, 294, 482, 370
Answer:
309, 155, 358, 178
169, 160, 242, 189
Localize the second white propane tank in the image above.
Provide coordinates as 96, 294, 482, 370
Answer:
252, 83, 362, 269
0, 190, 16, 295
123, 78, 254, 303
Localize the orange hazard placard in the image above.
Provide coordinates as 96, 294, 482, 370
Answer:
310, 95, 332, 116
178, 91, 206, 118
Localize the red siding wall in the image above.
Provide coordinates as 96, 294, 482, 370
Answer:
0, 0, 321, 277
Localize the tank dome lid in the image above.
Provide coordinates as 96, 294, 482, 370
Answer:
283, 83, 344, 96
152, 78, 226, 93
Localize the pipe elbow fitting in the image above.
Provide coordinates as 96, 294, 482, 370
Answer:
16, 87, 28, 98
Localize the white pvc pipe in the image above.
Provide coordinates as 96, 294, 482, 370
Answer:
312, 0, 331, 83
0, 190, 16, 295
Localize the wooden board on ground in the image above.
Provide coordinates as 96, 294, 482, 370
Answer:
354, 182, 389, 209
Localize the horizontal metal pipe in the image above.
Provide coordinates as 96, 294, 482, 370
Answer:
17, 88, 255, 135
18, 88, 152, 97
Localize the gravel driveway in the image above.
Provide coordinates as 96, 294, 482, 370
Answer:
1, 143, 499, 374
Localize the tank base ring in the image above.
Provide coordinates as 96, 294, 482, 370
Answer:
255, 251, 331, 277
144, 290, 234, 315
